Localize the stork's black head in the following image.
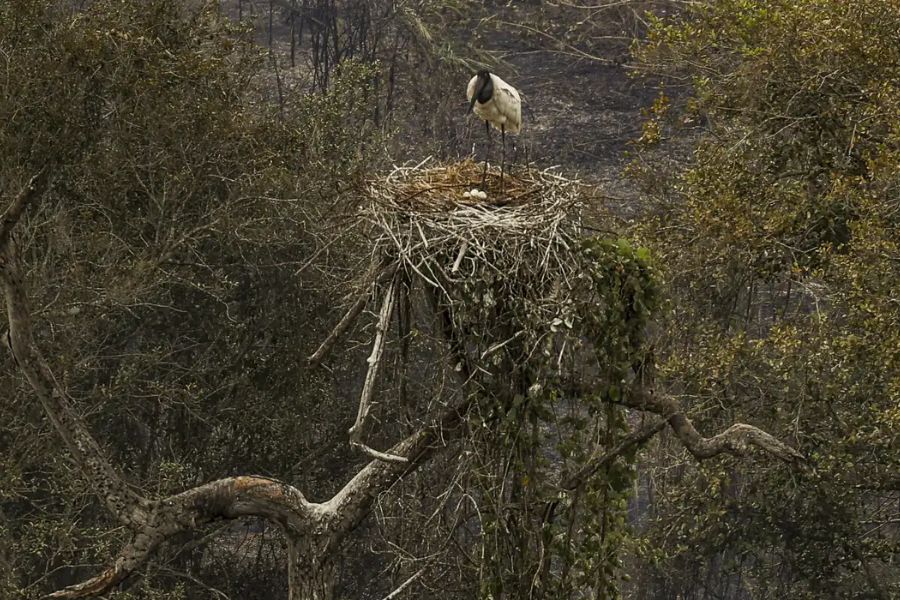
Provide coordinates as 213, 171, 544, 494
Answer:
468, 70, 494, 114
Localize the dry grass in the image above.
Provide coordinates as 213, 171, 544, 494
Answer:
371, 157, 577, 209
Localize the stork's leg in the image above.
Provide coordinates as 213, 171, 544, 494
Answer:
500, 124, 507, 192
512, 139, 519, 175
481, 120, 490, 189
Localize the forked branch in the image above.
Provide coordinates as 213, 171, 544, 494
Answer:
348, 272, 408, 462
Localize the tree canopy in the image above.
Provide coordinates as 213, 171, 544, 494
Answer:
1, 1, 897, 599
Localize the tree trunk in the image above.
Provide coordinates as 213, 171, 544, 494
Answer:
286, 535, 336, 600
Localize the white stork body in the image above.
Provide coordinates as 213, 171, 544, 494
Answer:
467, 72, 522, 134
466, 71, 522, 189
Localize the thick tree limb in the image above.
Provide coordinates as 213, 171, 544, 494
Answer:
0, 168, 50, 249
328, 395, 474, 538
45, 475, 315, 598
621, 387, 805, 464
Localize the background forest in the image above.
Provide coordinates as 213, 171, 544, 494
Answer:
0, 0, 897, 599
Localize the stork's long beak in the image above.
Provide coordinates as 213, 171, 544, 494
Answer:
467, 93, 477, 114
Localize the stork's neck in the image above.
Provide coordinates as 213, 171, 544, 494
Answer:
477, 74, 494, 103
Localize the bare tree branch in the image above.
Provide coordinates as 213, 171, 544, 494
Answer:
308, 263, 397, 367
0, 167, 50, 249
353, 442, 410, 463
379, 566, 427, 600
348, 272, 409, 463
349, 274, 397, 441
559, 416, 669, 491
621, 387, 806, 464
307, 289, 370, 366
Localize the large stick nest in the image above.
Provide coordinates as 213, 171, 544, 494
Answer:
362, 159, 588, 359
364, 158, 583, 283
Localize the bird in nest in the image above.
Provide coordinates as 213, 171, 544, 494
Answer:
467, 70, 522, 191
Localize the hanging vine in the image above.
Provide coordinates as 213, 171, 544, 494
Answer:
342, 159, 660, 598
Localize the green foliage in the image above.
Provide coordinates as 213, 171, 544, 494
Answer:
457, 234, 658, 599
628, 0, 900, 596
0, 1, 379, 597
581, 237, 658, 376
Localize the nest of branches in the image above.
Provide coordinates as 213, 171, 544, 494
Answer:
362, 158, 585, 305
310, 157, 801, 473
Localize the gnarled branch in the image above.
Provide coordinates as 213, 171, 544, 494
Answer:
621, 387, 805, 464
46, 475, 314, 598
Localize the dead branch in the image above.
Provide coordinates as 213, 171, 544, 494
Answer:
379, 566, 427, 600
352, 442, 410, 464
451, 240, 468, 273
308, 263, 397, 368
308, 289, 370, 367
348, 273, 397, 446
